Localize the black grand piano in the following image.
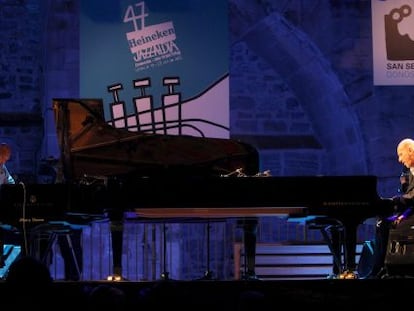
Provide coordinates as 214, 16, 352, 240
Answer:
0, 98, 393, 279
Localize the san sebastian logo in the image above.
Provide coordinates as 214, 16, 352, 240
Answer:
385, 4, 414, 61
123, 1, 183, 72
384, 4, 414, 79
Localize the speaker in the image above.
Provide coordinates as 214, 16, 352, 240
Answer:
384, 217, 414, 276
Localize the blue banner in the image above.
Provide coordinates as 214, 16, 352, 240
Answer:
80, 0, 229, 138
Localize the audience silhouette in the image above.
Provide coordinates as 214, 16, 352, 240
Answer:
86, 284, 127, 309
4, 255, 54, 308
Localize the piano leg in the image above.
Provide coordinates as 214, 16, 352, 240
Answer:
238, 217, 258, 280
103, 206, 125, 281
307, 216, 362, 277
110, 220, 123, 280
343, 219, 358, 273
321, 224, 344, 275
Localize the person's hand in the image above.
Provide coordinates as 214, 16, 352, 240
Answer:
393, 214, 405, 226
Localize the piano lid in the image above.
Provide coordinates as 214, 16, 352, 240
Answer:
52, 98, 259, 182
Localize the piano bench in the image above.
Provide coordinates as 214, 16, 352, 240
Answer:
29, 223, 82, 280
306, 216, 344, 230
31, 221, 73, 234
304, 216, 345, 275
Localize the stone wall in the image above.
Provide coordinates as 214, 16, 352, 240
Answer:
0, 0, 405, 280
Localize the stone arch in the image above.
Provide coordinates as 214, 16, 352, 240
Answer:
230, 2, 367, 174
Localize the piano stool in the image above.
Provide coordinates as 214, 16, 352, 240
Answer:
288, 215, 365, 276
29, 222, 82, 280
305, 216, 345, 274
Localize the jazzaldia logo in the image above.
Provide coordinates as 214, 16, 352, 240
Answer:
123, 1, 183, 71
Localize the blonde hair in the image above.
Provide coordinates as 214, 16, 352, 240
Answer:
0, 143, 12, 164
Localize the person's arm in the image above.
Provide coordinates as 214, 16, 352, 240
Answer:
4, 165, 15, 184
399, 166, 410, 193
393, 167, 414, 204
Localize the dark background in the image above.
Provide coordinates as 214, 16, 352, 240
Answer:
0, 0, 409, 197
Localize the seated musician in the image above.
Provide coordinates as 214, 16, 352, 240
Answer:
0, 143, 16, 267
0, 143, 15, 185
370, 138, 414, 278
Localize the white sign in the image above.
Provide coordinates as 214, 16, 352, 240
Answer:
372, 0, 414, 85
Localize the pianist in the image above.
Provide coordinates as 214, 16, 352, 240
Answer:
0, 143, 15, 185
0, 143, 15, 268
370, 138, 414, 278
391, 138, 414, 222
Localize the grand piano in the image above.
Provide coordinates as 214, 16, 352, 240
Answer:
0, 98, 394, 279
